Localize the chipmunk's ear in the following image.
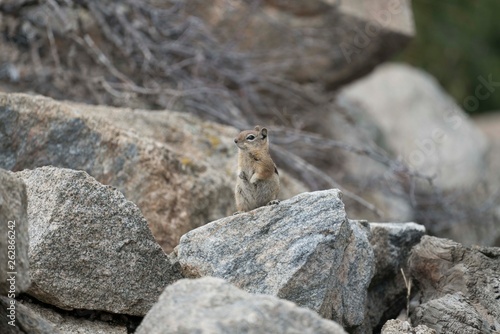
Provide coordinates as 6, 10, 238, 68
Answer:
254, 125, 261, 132
260, 127, 268, 139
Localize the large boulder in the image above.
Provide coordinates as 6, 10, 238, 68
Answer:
0, 168, 30, 296
15, 166, 181, 316
176, 189, 375, 330
185, 0, 414, 86
136, 277, 347, 334
408, 236, 500, 333
0, 92, 232, 252
340, 63, 489, 190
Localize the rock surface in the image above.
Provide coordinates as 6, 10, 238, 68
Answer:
381, 319, 436, 334
186, 0, 414, 86
26, 301, 128, 334
135, 277, 347, 334
177, 189, 375, 330
339, 220, 375, 333
16, 166, 181, 316
340, 63, 489, 190
0, 92, 233, 252
364, 222, 426, 332
0, 168, 30, 295
0, 296, 61, 334
409, 236, 500, 333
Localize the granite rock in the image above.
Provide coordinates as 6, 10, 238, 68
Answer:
409, 236, 500, 333
136, 277, 347, 334
0, 168, 30, 296
177, 189, 375, 330
16, 166, 181, 316
364, 222, 426, 331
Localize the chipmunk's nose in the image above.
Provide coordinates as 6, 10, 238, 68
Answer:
234, 138, 238, 144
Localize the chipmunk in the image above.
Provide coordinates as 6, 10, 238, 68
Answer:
234, 126, 280, 213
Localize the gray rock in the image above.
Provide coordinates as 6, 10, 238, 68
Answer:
409, 236, 500, 333
177, 189, 375, 330
336, 220, 374, 332
340, 63, 489, 191
382, 319, 436, 334
412, 293, 491, 334
0, 296, 61, 334
26, 301, 128, 334
135, 277, 347, 334
364, 223, 426, 331
0, 168, 30, 296
16, 166, 181, 316
0, 92, 234, 252
370, 222, 426, 282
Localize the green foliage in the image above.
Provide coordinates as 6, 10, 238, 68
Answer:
397, 0, 500, 114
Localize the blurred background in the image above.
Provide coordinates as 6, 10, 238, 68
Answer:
399, 0, 500, 114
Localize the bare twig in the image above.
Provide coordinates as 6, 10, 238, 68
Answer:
273, 145, 383, 217
400, 268, 412, 320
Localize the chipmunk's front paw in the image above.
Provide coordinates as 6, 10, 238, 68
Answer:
267, 200, 280, 206
233, 211, 243, 215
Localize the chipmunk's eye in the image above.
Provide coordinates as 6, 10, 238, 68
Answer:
246, 134, 256, 141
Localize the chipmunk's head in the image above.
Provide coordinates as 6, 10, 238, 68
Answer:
234, 125, 269, 151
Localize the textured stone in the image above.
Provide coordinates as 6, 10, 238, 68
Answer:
0, 168, 30, 296
364, 223, 426, 331
0, 296, 60, 334
337, 220, 374, 332
382, 319, 436, 334
16, 166, 181, 316
136, 277, 347, 334
26, 301, 128, 334
340, 63, 489, 190
409, 236, 500, 333
370, 223, 426, 283
177, 190, 375, 330
0, 92, 233, 252
412, 293, 492, 334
